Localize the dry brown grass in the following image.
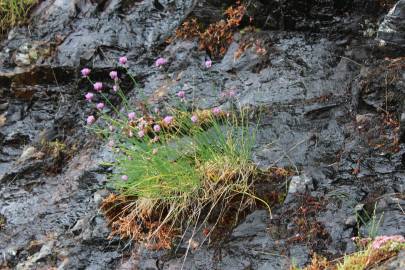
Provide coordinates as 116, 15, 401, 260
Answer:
173, 3, 246, 58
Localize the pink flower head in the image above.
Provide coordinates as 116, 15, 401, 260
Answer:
119, 56, 127, 65
371, 235, 405, 250
108, 139, 115, 147
81, 68, 91, 77
85, 92, 94, 101
153, 124, 161, 132
109, 71, 118, 80
229, 89, 236, 97
155, 57, 168, 68
96, 102, 105, 110
138, 130, 145, 138
205, 60, 212, 68
128, 112, 136, 120
93, 82, 103, 92
113, 85, 118, 92
212, 107, 221, 115
191, 115, 198, 123
177, 90, 186, 99
163, 116, 173, 125
121, 175, 128, 181
86, 115, 95, 125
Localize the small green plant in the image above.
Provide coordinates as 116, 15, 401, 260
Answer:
296, 235, 405, 270
81, 58, 272, 248
356, 203, 383, 239
0, 0, 37, 34
337, 237, 405, 270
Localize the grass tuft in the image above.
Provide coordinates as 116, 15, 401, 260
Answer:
0, 0, 37, 34
82, 60, 278, 249
293, 236, 405, 270
99, 108, 267, 248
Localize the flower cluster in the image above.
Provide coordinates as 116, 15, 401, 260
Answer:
81, 57, 129, 125
81, 55, 222, 135
371, 235, 405, 250
81, 53, 261, 251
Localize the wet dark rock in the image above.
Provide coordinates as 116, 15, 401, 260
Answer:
157, 210, 290, 270
284, 175, 314, 203
1, 0, 405, 269
377, 0, 405, 47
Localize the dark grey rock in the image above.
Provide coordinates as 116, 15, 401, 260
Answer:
377, 0, 405, 46
1, 0, 405, 269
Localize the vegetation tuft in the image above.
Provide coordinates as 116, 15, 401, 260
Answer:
0, 0, 37, 34
292, 235, 405, 270
173, 2, 246, 58
82, 59, 276, 249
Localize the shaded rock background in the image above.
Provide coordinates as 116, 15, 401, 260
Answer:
0, 0, 404, 269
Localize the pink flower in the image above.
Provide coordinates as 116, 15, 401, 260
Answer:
85, 92, 94, 101
138, 130, 145, 138
155, 57, 168, 67
128, 112, 136, 120
191, 115, 198, 123
371, 235, 405, 250
108, 139, 115, 147
229, 90, 236, 97
121, 175, 128, 181
163, 116, 173, 125
86, 115, 95, 125
93, 82, 103, 92
212, 107, 221, 115
109, 71, 118, 80
128, 130, 134, 137
177, 90, 185, 99
119, 56, 127, 65
113, 85, 118, 92
96, 102, 105, 110
205, 60, 212, 68
152, 136, 160, 143
153, 124, 161, 132
81, 68, 91, 77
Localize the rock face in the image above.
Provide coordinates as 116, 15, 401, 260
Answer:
0, 0, 404, 269
378, 0, 405, 46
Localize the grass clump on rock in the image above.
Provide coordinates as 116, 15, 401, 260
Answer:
293, 235, 405, 270
0, 0, 37, 33
81, 57, 272, 249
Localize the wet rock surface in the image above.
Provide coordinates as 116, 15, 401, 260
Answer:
1, 0, 404, 269
378, 0, 405, 46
